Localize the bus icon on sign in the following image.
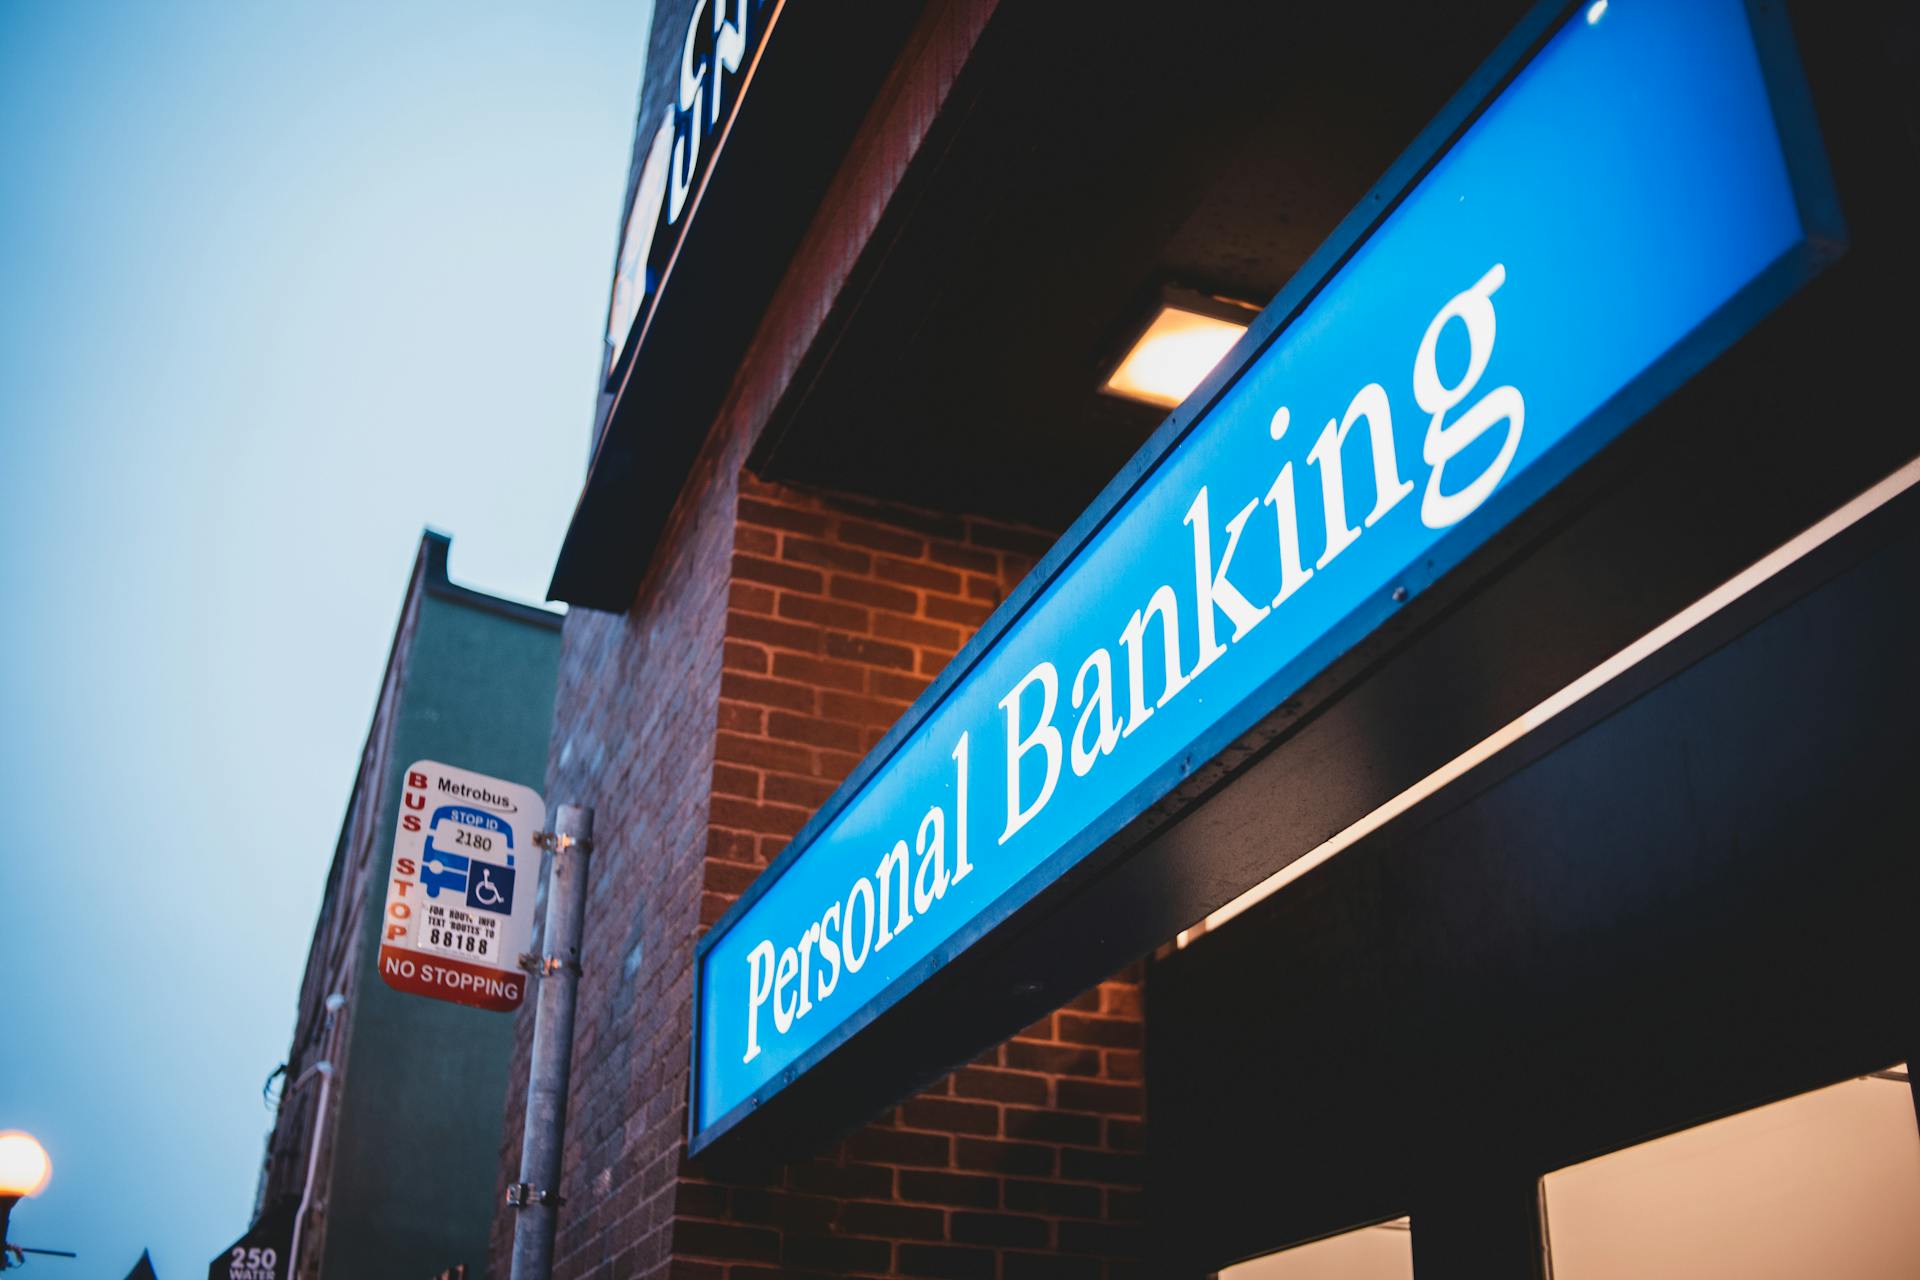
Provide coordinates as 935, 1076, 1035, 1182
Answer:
419, 804, 516, 913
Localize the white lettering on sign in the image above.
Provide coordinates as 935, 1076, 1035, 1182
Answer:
737, 267, 1525, 1062
669, 0, 760, 225
227, 1246, 279, 1280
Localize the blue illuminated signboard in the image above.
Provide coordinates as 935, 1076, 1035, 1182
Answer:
691, 0, 1842, 1146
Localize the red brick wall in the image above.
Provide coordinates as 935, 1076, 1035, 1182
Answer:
669, 480, 1147, 1280
491, 471, 1149, 1280
707, 477, 1045, 911
486, 412, 745, 1278
668, 976, 1146, 1280
491, 0, 1148, 1275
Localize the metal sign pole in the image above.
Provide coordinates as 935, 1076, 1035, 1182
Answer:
507, 804, 593, 1280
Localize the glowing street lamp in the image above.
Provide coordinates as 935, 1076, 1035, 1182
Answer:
0, 1132, 52, 1269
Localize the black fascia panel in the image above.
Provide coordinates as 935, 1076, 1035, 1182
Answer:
550, 3, 929, 611
1152, 490, 1920, 1272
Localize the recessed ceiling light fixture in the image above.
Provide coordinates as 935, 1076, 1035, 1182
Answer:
1101, 287, 1260, 409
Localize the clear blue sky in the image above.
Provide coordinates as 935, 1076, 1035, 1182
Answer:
0, 2, 650, 1272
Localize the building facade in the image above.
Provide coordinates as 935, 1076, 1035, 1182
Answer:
497, 2, 1920, 1277
255, 533, 561, 1280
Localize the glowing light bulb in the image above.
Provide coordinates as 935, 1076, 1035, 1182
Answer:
0, 1131, 51, 1198
1104, 305, 1250, 409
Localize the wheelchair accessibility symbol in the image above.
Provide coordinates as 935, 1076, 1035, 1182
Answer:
464, 861, 516, 915
471, 868, 506, 907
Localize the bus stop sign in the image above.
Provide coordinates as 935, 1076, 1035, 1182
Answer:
378, 760, 546, 1012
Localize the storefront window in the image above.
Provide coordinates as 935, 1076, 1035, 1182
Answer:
1543, 1067, 1920, 1279
1220, 1218, 1413, 1280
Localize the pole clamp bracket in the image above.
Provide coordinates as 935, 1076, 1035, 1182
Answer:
519, 952, 583, 978
533, 830, 594, 855
506, 1182, 565, 1209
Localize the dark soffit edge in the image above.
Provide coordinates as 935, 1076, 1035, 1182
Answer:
547, 4, 932, 612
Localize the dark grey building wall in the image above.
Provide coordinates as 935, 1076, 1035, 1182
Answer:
321, 578, 560, 1280
261, 535, 560, 1280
